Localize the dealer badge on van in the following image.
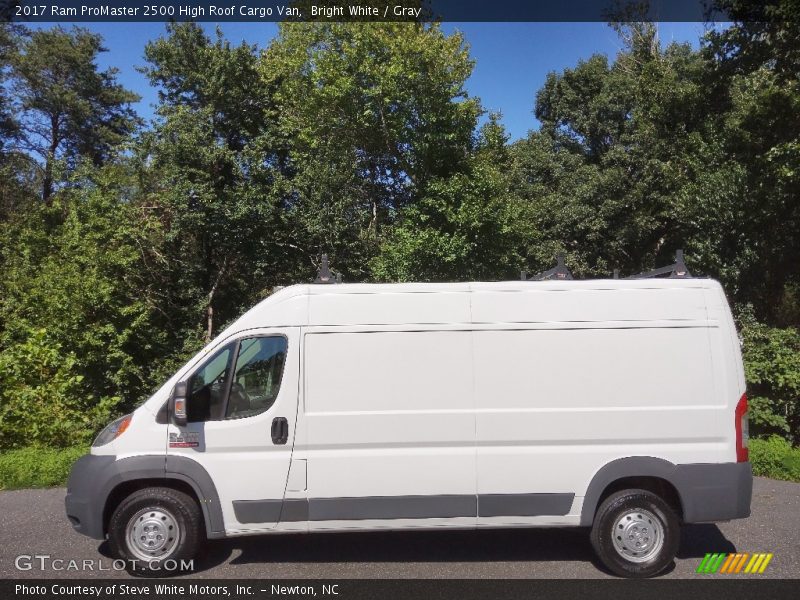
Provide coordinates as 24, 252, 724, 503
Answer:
169, 431, 199, 448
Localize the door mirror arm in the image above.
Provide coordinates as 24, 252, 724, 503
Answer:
170, 381, 189, 427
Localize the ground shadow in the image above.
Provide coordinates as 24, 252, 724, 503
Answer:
99, 523, 736, 577
677, 524, 737, 558
223, 527, 596, 567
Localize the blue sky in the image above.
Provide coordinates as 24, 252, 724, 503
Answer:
34, 21, 707, 140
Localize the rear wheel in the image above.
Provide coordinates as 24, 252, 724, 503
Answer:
108, 487, 202, 575
590, 488, 679, 578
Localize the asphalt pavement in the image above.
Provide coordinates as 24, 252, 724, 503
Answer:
0, 477, 797, 579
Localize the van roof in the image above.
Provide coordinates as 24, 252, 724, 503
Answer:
291, 278, 718, 294
217, 278, 724, 334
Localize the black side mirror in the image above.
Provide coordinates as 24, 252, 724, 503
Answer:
170, 381, 188, 427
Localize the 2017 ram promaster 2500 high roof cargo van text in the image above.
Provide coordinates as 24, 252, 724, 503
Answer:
66, 277, 752, 577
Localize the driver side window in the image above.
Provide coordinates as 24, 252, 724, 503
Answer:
226, 336, 287, 419
187, 344, 234, 422
186, 336, 288, 422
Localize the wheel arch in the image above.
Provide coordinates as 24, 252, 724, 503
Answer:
100, 455, 225, 539
580, 457, 684, 526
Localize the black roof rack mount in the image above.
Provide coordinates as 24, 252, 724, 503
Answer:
521, 253, 573, 281
625, 249, 692, 279
518, 249, 693, 282
314, 254, 342, 284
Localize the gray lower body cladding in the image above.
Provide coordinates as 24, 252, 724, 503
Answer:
64, 455, 119, 539
672, 461, 753, 523
579, 458, 752, 525
233, 493, 575, 524
66, 453, 752, 538
64, 453, 225, 540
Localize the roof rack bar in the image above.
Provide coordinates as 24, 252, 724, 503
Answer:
625, 249, 691, 279
314, 254, 341, 284
525, 253, 573, 281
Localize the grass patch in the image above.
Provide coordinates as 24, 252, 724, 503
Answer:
0, 446, 88, 490
749, 436, 800, 482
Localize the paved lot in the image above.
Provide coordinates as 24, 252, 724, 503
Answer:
0, 477, 797, 579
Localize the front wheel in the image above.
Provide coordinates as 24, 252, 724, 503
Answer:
108, 487, 202, 575
590, 488, 680, 578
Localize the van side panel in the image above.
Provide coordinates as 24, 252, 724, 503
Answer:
470, 286, 709, 324
302, 329, 476, 529
309, 290, 471, 326
472, 286, 729, 526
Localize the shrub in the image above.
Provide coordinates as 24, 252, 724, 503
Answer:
749, 436, 800, 482
0, 446, 88, 490
738, 309, 800, 443
0, 329, 119, 449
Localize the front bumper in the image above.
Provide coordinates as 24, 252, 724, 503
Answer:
64, 454, 117, 540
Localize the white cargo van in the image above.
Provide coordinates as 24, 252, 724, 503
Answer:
66, 276, 752, 577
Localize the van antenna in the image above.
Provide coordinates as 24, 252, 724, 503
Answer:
626, 249, 692, 279
523, 253, 573, 281
314, 254, 342, 284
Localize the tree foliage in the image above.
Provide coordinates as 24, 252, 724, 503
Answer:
262, 22, 481, 281
512, 23, 723, 277
9, 26, 139, 202
0, 329, 118, 449
739, 308, 800, 442
702, 1, 800, 325
139, 23, 281, 343
0, 161, 175, 412
375, 114, 523, 281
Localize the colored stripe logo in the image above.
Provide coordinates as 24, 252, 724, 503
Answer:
696, 553, 773, 574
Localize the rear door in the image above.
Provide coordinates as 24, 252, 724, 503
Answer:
166, 327, 300, 534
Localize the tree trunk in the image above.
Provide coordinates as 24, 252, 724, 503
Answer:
205, 295, 214, 344
204, 256, 228, 344
42, 114, 60, 205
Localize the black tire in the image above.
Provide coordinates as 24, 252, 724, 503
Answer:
108, 487, 203, 575
590, 488, 680, 578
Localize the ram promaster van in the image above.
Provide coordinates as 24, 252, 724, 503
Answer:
66, 257, 752, 578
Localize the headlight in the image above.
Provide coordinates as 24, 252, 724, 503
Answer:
93, 414, 132, 447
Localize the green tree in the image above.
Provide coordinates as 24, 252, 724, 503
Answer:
0, 24, 18, 152
261, 22, 482, 281
739, 308, 800, 442
10, 26, 139, 202
375, 114, 524, 281
0, 24, 35, 221
0, 160, 175, 411
140, 23, 281, 342
703, 0, 800, 325
512, 23, 718, 278
0, 329, 118, 449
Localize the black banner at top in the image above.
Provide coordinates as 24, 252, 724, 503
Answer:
2, 0, 735, 23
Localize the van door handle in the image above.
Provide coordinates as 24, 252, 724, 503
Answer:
271, 417, 288, 445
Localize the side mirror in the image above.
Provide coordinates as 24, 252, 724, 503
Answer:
170, 381, 189, 427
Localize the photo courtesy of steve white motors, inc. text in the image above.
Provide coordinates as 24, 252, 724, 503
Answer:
14, 584, 337, 597
14, 2, 421, 18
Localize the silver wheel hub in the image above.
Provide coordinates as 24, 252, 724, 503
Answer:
125, 507, 180, 562
611, 508, 664, 563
